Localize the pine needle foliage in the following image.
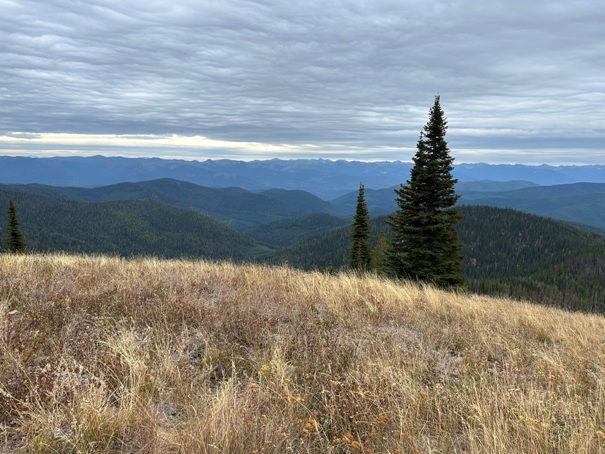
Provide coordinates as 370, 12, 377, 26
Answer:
6, 197, 26, 253
349, 183, 371, 271
388, 96, 463, 287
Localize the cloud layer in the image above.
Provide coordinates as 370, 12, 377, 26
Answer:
1, 0, 603, 163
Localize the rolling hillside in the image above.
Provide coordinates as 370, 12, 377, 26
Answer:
271, 206, 605, 312
243, 213, 349, 248
332, 181, 605, 229
330, 187, 398, 217
0, 190, 269, 260
260, 188, 344, 216
331, 181, 540, 217
0, 179, 352, 231
8, 177, 605, 232
2, 254, 605, 452
459, 183, 605, 229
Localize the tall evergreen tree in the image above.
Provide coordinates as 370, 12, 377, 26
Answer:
7, 197, 26, 253
388, 96, 464, 287
349, 183, 371, 271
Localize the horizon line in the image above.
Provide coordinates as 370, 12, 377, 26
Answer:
0, 153, 603, 167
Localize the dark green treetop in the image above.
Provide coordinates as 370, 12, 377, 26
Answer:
388, 96, 464, 287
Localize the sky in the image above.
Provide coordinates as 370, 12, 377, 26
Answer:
0, 0, 604, 164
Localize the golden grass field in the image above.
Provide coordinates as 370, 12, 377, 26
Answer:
1, 253, 605, 453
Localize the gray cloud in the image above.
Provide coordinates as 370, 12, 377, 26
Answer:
0, 0, 603, 163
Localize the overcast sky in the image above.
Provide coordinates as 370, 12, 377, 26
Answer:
1, 0, 603, 164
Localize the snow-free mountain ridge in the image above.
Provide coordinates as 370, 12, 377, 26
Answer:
3, 156, 605, 198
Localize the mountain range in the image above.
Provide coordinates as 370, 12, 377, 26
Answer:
7, 176, 605, 231
4, 155, 605, 198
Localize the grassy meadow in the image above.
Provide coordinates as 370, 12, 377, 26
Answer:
1, 253, 605, 452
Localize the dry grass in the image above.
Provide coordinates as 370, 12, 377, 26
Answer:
1, 253, 605, 453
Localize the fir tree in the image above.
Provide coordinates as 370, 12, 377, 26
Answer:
7, 197, 26, 253
349, 183, 371, 271
388, 96, 464, 287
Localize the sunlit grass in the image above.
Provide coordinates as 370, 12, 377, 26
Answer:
1, 253, 605, 452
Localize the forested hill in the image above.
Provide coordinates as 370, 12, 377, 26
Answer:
332, 182, 605, 230
0, 179, 346, 230
271, 206, 605, 312
459, 206, 605, 310
459, 182, 605, 229
0, 190, 270, 260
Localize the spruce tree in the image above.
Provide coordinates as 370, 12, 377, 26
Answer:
388, 96, 464, 287
349, 183, 371, 271
7, 197, 26, 253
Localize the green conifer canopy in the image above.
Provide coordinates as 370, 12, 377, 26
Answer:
388, 96, 464, 287
349, 183, 371, 271
7, 197, 26, 253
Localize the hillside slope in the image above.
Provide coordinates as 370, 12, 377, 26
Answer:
272, 206, 605, 311
331, 181, 540, 217
260, 188, 344, 216
1, 254, 605, 452
0, 190, 268, 260
0, 179, 304, 230
460, 186, 605, 229
243, 213, 349, 248
331, 182, 605, 229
